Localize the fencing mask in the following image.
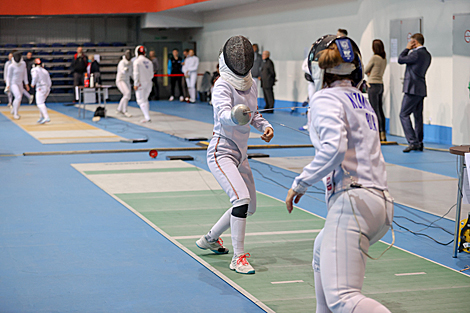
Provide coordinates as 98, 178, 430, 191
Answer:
135, 45, 146, 57
222, 36, 254, 77
13, 52, 22, 63
125, 49, 132, 61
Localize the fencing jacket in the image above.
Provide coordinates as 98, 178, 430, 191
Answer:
116, 57, 132, 83
182, 55, 199, 74
31, 67, 52, 90
132, 55, 153, 88
7, 60, 28, 87
212, 77, 272, 161
292, 80, 387, 198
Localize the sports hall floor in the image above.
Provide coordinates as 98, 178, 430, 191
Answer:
1, 99, 469, 313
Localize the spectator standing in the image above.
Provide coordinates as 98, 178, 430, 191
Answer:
181, 49, 190, 102
183, 49, 199, 103
25, 51, 35, 102
71, 46, 88, 91
398, 33, 432, 152
4, 53, 13, 107
337, 28, 348, 37
148, 50, 159, 100
260, 50, 276, 113
365, 39, 387, 142
89, 55, 101, 85
252, 44, 262, 88
167, 48, 184, 101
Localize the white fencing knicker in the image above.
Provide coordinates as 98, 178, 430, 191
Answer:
35, 87, 50, 120
186, 71, 198, 102
10, 84, 24, 116
135, 83, 152, 121
116, 80, 132, 113
313, 188, 393, 313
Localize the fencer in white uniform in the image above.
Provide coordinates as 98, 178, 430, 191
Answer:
116, 49, 133, 117
6, 52, 30, 119
133, 45, 153, 123
31, 58, 52, 124
182, 49, 199, 103
196, 36, 274, 274
4, 53, 13, 107
286, 35, 393, 313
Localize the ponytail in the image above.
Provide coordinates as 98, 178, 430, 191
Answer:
318, 43, 342, 70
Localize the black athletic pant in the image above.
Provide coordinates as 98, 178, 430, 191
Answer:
368, 83, 386, 133
170, 76, 183, 98
263, 87, 275, 113
150, 77, 159, 100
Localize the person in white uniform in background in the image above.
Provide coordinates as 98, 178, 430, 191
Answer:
30, 58, 52, 124
183, 49, 199, 103
133, 45, 153, 123
196, 36, 274, 274
286, 35, 393, 313
4, 53, 13, 107
6, 51, 30, 119
116, 49, 133, 117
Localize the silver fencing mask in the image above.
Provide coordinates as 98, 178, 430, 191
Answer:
13, 52, 22, 63
222, 36, 254, 77
125, 49, 132, 61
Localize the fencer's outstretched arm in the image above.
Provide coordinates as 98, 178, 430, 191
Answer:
250, 110, 273, 133
291, 93, 348, 194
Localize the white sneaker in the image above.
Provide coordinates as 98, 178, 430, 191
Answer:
196, 235, 229, 254
29, 95, 34, 105
230, 253, 255, 274
123, 112, 132, 118
169, 96, 174, 101
115, 109, 123, 115
179, 96, 184, 102
7, 103, 12, 108
13, 114, 20, 120
140, 119, 151, 123
37, 117, 44, 123
184, 97, 189, 102
39, 118, 50, 124
10, 106, 14, 114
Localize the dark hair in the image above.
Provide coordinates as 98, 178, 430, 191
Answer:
318, 43, 354, 87
338, 28, 348, 36
372, 39, 386, 59
253, 43, 258, 48
183, 49, 189, 53
172, 48, 179, 52
411, 33, 424, 45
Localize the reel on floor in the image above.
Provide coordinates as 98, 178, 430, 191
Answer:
458, 212, 470, 253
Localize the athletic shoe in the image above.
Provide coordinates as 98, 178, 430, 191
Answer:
37, 117, 44, 123
230, 253, 255, 274
29, 95, 34, 105
13, 114, 20, 120
140, 119, 151, 123
39, 118, 50, 124
123, 112, 132, 118
185, 97, 189, 102
196, 235, 229, 254
179, 96, 184, 102
299, 125, 308, 131
10, 106, 14, 114
7, 103, 12, 108
115, 109, 123, 115
169, 96, 174, 101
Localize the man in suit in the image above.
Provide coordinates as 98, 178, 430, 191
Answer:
398, 33, 432, 152
260, 50, 276, 113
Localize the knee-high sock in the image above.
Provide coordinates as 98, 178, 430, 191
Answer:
230, 215, 247, 256
207, 207, 232, 241
139, 101, 150, 121
37, 104, 49, 120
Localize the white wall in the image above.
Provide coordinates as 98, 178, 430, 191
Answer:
190, 0, 470, 144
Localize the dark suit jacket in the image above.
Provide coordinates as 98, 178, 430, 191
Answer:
398, 47, 431, 97
261, 58, 276, 88
252, 52, 262, 78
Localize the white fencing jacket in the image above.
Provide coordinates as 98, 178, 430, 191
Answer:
182, 55, 199, 74
132, 55, 153, 88
31, 67, 52, 90
7, 59, 28, 87
116, 57, 132, 83
212, 77, 272, 161
292, 80, 387, 197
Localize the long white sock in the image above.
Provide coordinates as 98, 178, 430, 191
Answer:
37, 105, 49, 120
207, 208, 232, 241
230, 215, 247, 256
139, 101, 150, 120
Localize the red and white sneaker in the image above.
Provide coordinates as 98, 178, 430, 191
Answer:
196, 235, 229, 254
230, 253, 255, 274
